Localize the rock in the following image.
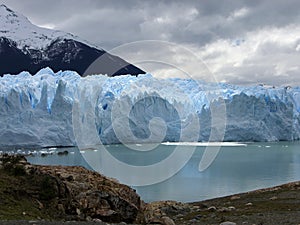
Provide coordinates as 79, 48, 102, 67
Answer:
230, 196, 240, 200
192, 203, 208, 209
57, 204, 65, 213
193, 214, 202, 220
218, 207, 233, 212
95, 209, 116, 217
76, 208, 81, 216
142, 201, 190, 224
191, 205, 200, 210
36, 200, 44, 210
176, 213, 184, 218
40, 165, 141, 223
161, 216, 176, 225
218, 207, 229, 212
19, 158, 27, 164
208, 206, 217, 211
86, 216, 92, 221
228, 206, 236, 211
220, 222, 237, 225
245, 202, 253, 206
0, 155, 142, 223
270, 196, 278, 200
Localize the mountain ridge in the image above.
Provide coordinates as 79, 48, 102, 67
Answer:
0, 4, 145, 76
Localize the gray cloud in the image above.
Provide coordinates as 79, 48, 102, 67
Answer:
0, 0, 299, 86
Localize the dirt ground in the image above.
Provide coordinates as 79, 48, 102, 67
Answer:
170, 181, 300, 224
1, 181, 300, 224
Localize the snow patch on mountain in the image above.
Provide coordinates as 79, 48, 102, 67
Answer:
0, 4, 99, 52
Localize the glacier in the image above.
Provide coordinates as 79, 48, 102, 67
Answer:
0, 67, 300, 148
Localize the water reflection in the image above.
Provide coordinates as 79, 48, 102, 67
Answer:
26, 142, 300, 202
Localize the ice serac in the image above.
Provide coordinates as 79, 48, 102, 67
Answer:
0, 68, 79, 148
0, 68, 300, 148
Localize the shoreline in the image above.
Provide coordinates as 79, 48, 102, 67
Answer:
1, 181, 300, 224
0, 155, 300, 224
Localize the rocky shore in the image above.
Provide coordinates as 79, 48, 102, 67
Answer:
0, 155, 300, 225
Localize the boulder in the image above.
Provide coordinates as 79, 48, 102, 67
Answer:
0, 154, 142, 223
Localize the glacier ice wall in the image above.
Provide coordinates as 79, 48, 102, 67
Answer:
0, 68, 300, 148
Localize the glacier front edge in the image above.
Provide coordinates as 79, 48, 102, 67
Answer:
0, 68, 300, 148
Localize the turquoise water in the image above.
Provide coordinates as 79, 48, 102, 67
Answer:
27, 141, 300, 203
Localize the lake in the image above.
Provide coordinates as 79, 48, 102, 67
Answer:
26, 141, 300, 203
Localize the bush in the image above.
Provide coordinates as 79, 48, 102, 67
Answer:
39, 176, 57, 200
12, 165, 26, 176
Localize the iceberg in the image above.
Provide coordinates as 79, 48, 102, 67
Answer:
0, 68, 299, 148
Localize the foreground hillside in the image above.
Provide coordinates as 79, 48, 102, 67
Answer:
0, 155, 300, 225
0, 155, 143, 223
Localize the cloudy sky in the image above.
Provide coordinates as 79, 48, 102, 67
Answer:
1, 0, 300, 86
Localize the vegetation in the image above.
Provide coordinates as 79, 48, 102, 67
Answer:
0, 155, 60, 220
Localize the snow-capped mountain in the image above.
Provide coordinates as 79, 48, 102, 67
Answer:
0, 4, 145, 76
